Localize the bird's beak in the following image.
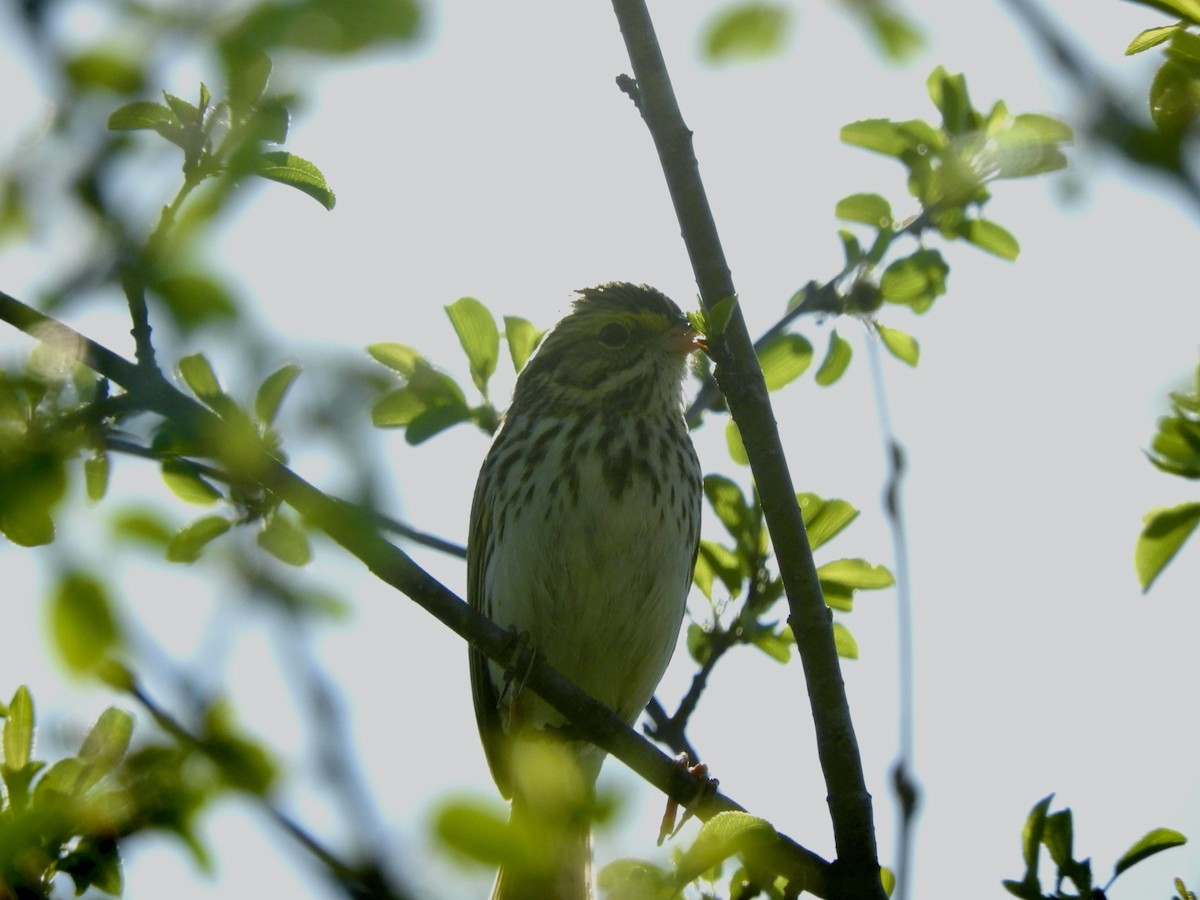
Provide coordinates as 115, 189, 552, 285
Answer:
667, 321, 707, 355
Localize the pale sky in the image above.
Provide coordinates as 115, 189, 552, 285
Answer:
2, 1, 1200, 898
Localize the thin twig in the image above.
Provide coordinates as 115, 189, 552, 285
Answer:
865, 332, 920, 900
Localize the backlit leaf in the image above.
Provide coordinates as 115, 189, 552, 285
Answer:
446, 297, 500, 393
1113, 828, 1188, 878
798, 493, 859, 551
367, 342, 423, 376
960, 218, 1020, 260
701, 3, 791, 63
835, 192, 892, 228
833, 622, 858, 659
504, 316, 543, 373
255, 152, 336, 210
1127, 23, 1183, 55
50, 572, 120, 674
4, 685, 34, 771
757, 334, 813, 390
877, 324, 920, 366
161, 460, 222, 505
254, 364, 301, 425
818, 558, 896, 590
1136, 502, 1200, 590
815, 330, 853, 386
167, 515, 232, 562
107, 100, 175, 131
257, 511, 312, 567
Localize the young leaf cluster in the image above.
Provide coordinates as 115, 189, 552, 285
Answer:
1135, 357, 1200, 590
159, 354, 311, 567
691, 477, 894, 668
1124, 0, 1200, 138
369, 297, 543, 444
1003, 794, 1187, 899
0, 350, 106, 547
108, 58, 336, 217
825, 67, 1072, 369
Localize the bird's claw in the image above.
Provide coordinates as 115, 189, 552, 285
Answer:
658, 753, 719, 845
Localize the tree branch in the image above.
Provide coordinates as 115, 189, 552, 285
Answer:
0, 287, 832, 896
608, 3, 884, 897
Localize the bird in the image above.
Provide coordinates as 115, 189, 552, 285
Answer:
467, 282, 704, 899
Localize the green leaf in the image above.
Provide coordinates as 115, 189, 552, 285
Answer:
866, 6, 923, 62
797, 493, 859, 552
696, 540, 744, 599
880, 248, 948, 313
876, 324, 920, 366
675, 812, 777, 883
835, 192, 893, 228
838, 229, 863, 268
107, 100, 175, 131
78, 707, 134, 789
4, 685, 34, 771
178, 353, 223, 402
432, 796, 519, 866
503, 316, 543, 373
815, 330, 853, 386
254, 364, 301, 425
960, 218, 1020, 260
687, 623, 714, 665
255, 151, 336, 210
66, 48, 144, 93
111, 508, 174, 547
818, 558, 896, 590
927, 65, 976, 136
368, 342, 424, 376
161, 460, 222, 505
707, 295, 740, 338
257, 511, 312, 567
405, 402, 472, 445
166, 515, 232, 563
701, 3, 791, 63
724, 418, 749, 466
1018, 794, 1055, 886
1151, 58, 1200, 135
1114, 828, 1188, 879
61, 836, 124, 895
162, 90, 201, 127
1042, 809, 1074, 869
1136, 502, 1200, 590
833, 622, 858, 659
751, 626, 793, 663
446, 297, 501, 394
705, 475, 755, 551
85, 449, 110, 501
371, 387, 427, 427
152, 273, 238, 328
1168, 27, 1200, 62
50, 572, 120, 674
841, 119, 911, 157
757, 334, 813, 390
1127, 23, 1184, 54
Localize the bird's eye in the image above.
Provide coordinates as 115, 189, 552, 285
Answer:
597, 323, 630, 348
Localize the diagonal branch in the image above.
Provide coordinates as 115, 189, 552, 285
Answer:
0, 287, 832, 897
608, 3, 885, 897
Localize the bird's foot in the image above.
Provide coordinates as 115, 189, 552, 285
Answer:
657, 753, 719, 845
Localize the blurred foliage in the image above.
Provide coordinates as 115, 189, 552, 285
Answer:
1124, 0, 1200, 139
1003, 794, 1186, 899
1136, 357, 1200, 590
